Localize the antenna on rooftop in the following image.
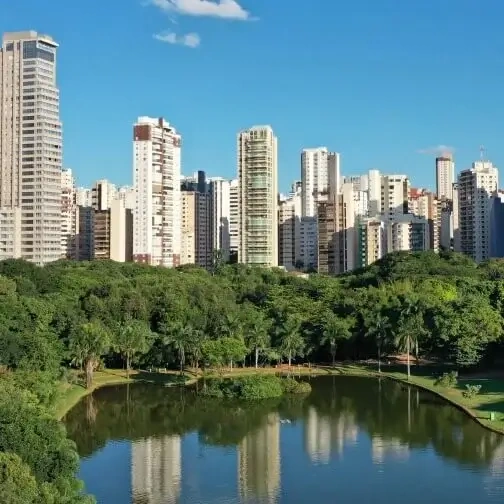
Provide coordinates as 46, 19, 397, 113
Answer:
479, 145, 486, 161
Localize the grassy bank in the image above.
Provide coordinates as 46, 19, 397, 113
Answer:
377, 369, 504, 434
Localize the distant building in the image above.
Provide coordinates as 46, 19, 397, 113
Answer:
0, 31, 62, 264
436, 155, 455, 200
238, 126, 278, 267
490, 191, 504, 258
458, 161, 499, 262
133, 116, 181, 267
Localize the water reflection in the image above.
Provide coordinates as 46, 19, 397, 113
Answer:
65, 376, 504, 504
132, 436, 181, 504
238, 413, 280, 503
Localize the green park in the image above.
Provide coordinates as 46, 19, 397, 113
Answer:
2, 250, 504, 502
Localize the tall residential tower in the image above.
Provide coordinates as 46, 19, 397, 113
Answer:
133, 116, 181, 267
238, 126, 278, 267
0, 31, 62, 264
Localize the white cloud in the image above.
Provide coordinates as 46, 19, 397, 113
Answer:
154, 31, 201, 47
417, 144, 455, 155
151, 0, 252, 20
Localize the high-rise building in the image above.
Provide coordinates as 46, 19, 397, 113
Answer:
76, 187, 92, 207
209, 177, 238, 262
490, 191, 504, 259
381, 175, 410, 220
301, 148, 340, 217
408, 188, 439, 251
117, 186, 135, 210
357, 217, 386, 268
61, 168, 78, 259
458, 161, 499, 262
0, 31, 62, 265
278, 183, 302, 270
238, 126, 278, 267
436, 155, 455, 200
91, 179, 117, 210
386, 214, 430, 254
181, 173, 212, 268
133, 116, 181, 267
368, 169, 382, 217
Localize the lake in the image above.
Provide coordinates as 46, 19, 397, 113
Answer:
64, 375, 504, 503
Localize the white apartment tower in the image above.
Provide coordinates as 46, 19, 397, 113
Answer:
133, 116, 181, 267
381, 175, 410, 220
0, 31, 62, 264
368, 169, 382, 216
238, 126, 278, 267
301, 148, 340, 217
436, 155, 455, 200
458, 161, 498, 262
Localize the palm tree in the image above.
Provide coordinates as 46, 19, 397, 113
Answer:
321, 313, 354, 368
165, 322, 192, 376
279, 315, 305, 367
395, 296, 424, 380
365, 312, 391, 373
246, 316, 271, 368
69, 321, 111, 388
114, 319, 152, 377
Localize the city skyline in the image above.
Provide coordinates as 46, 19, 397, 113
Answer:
2, 1, 504, 192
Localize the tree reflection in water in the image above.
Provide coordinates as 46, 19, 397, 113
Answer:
64, 376, 504, 471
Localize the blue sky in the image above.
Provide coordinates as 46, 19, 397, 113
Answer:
3, 0, 504, 192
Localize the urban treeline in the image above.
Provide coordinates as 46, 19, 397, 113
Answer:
2, 250, 504, 501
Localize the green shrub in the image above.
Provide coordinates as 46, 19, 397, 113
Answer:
434, 371, 458, 388
239, 375, 284, 400
281, 377, 312, 394
462, 384, 482, 399
199, 375, 284, 400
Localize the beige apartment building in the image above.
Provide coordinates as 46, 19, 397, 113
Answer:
0, 31, 62, 264
181, 189, 212, 268
238, 126, 278, 267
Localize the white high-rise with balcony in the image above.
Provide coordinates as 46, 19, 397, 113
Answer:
301, 148, 340, 217
458, 160, 498, 262
133, 116, 181, 267
238, 126, 278, 267
0, 31, 62, 264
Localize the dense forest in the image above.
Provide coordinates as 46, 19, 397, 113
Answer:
2, 250, 504, 501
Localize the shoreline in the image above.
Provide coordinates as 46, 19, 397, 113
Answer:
55, 366, 504, 436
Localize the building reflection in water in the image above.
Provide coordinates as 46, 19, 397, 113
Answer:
237, 412, 281, 503
131, 435, 182, 504
371, 435, 410, 465
304, 406, 359, 464
484, 439, 504, 497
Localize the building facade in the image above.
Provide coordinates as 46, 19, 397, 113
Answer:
61, 168, 78, 259
209, 177, 238, 262
238, 126, 278, 267
0, 31, 62, 264
133, 116, 181, 267
436, 155, 455, 200
457, 161, 499, 262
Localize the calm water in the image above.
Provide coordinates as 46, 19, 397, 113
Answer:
64, 376, 504, 504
